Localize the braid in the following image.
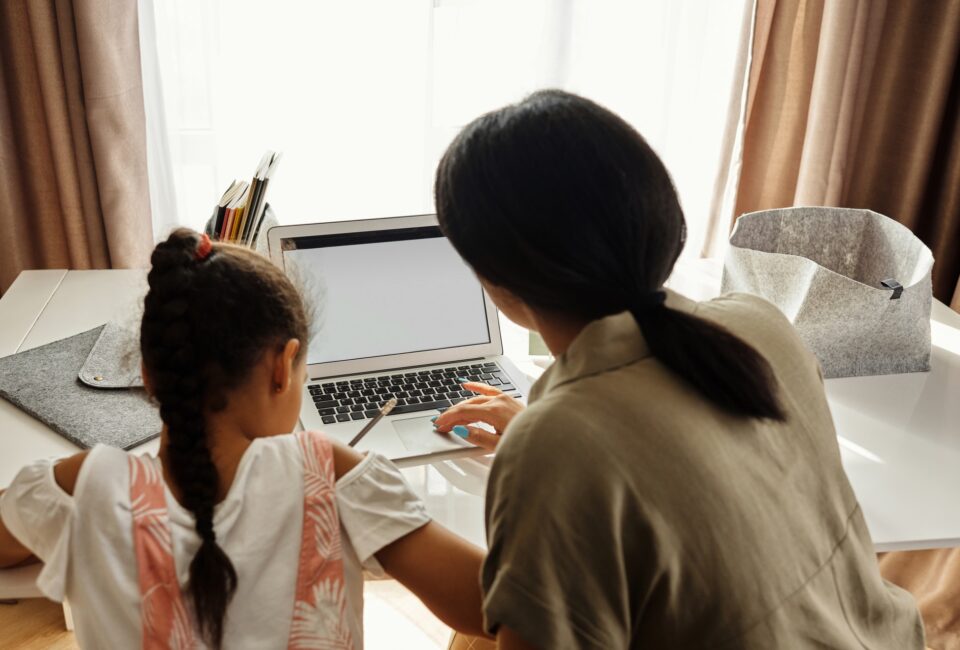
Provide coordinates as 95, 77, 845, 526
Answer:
141, 234, 237, 648
141, 228, 309, 647
167, 432, 236, 648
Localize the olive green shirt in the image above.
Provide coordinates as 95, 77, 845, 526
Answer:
481, 291, 923, 649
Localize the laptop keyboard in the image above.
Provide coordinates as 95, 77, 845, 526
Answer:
308, 361, 520, 425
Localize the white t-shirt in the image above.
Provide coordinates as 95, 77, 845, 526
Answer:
0, 435, 430, 648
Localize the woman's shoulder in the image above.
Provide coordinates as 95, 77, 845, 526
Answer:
501, 398, 577, 445
697, 291, 792, 329
696, 291, 805, 347
697, 292, 821, 376
495, 398, 608, 483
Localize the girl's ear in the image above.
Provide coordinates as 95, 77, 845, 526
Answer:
272, 338, 302, 393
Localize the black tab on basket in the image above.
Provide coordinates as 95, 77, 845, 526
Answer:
880, 279, 904, 300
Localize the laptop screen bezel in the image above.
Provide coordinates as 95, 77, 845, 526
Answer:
268, 214, 503, 379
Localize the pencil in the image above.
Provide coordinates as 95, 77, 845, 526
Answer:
348, 397, 398, 448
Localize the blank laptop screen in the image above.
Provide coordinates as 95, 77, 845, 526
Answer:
281, 226, 491, 365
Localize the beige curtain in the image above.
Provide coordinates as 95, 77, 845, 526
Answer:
710, 0, 960, 310
0, 0, 153, 293
723, 1, 960, 645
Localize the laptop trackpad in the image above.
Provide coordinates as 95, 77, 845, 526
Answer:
393, 416, 472, 453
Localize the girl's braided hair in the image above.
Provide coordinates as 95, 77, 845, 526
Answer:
140, 228, 308, 648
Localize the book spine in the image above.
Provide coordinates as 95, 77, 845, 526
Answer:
229, 205, 242, 242
240, 177, 260, 244
223, 207, 236, 242
245, 177, 269, 245
214, 204, 227, 239
249, 202, 270, 246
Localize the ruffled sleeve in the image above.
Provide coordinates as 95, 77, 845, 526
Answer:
335, 452, 430, 576
0, 458, 76, 601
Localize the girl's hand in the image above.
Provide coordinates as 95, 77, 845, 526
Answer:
433, 381, 525, 451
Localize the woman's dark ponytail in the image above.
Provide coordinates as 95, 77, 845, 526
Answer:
141, 229, 308, 647
631, 296, 786, 421
435, 89, 786, 423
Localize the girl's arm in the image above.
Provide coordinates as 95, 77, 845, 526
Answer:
0, 452, 87, 568
375, 520, 488, 637
331, 441, 489, 638
0, 488, 33, 568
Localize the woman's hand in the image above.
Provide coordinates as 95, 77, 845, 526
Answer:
433, 381, 525, 451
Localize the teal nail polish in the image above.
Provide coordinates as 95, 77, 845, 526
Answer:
452, 425, 469, 438
457, 377, 468, 383
430, 416, 438, 422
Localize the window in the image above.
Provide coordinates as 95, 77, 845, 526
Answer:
142, 0, 747, 259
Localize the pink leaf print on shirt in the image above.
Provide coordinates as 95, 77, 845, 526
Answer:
288, 579, 352, 649
288, 431, 354, 650
129, 455, 198, 650
129, 433, 353, 649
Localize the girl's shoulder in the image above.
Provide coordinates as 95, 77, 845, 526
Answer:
78, 435, 310, 508
70, 444, 134, 505
2, 444, 143, 532
250, 431, 336, 477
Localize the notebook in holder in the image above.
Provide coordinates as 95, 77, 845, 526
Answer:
0, 323, 161, 450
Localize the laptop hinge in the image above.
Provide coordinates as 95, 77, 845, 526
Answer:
310, 357, 490, 381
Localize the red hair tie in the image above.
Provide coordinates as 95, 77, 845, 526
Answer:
194, 233, 213, 261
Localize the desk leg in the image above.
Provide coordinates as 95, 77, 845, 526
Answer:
62, 599, 74, 631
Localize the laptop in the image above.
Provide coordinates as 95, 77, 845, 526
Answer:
268, 214, 532, 466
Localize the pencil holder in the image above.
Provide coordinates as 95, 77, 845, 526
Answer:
203, 203, 278, 257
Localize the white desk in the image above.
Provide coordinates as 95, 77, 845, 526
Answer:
1, 262, 959, 565
667, 260, 960, 552
0, 269, 492, 547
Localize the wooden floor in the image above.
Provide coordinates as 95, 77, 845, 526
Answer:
0, 581, 451, 649
0, 598, 77, 650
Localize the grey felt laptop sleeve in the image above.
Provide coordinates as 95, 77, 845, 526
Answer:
0, 323, 161, 450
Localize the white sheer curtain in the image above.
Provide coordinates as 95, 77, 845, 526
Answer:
140, 0, 748, 259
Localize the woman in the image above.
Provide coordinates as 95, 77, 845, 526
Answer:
432, 90, 924, 648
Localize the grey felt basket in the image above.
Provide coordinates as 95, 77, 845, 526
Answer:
721, 207, 933, 378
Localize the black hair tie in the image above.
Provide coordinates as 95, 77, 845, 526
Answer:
628, 290, 667, 320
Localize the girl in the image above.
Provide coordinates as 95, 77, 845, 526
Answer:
433, 90, 925, 648
0, 230, 487, 648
